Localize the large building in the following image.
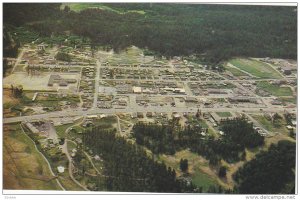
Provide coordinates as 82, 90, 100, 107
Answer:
48, 75, 77, 87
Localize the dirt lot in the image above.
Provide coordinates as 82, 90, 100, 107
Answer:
3, 72, 79, 91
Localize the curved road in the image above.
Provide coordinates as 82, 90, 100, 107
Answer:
19, 124, 66, 191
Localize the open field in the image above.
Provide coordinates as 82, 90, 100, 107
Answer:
225, 66, 248, 77
229, 58, 282, 79
256, 81, 293, 97
62, 3, 146, 14
97, 46, 155, 65
279, 97, 297, 104
216, 112, 232, 118
157, 150, 219, 191
3, 124, 61, 190
251, 114, 289, 135
3, 73, 80, 91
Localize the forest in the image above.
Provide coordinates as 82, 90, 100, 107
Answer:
3, 3, 297, 64
133, 117, 264, 164
82, 127, 199, 192
233, 140, 296, 194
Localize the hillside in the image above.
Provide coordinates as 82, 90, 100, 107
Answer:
3, 3, 297, 63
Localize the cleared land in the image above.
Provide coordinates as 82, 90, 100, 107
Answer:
62, 3, 146, 14
216, 112, 232, 117
3, 124, 61, 190
225, 66, 248, 77
256, 81, 293, 97
229, 58, 282, 79
3, 73, 79, 91
157, 150, 219, 191
251, 114, 289, 135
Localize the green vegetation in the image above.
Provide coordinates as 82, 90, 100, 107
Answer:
216, 112, 232, 118
251, 114, 288, 135
225, 66, 248, 76
256, 81, 293, 97
62, 3, 146, 14
133, 117, 264, 164
191, 169, 216, 191
82, 127, 198, 192
55, 51, 72, 62
279, 97, 297, 104
3, 124, 61, 190
4, 4, 297, 63
229, 58, 282, 79
234, 140, 295, 194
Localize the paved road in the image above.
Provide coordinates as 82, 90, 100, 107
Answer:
92, 60, 101, 108
3, 104, 295, 124
11, 48, 26, 73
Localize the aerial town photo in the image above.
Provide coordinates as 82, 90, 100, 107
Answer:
2, 2, 297, 196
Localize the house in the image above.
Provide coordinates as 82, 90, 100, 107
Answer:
228, 96, 257, 103
57, 166, 65, 173
282, 67, 292, 75
131, 112, 137, 118
146, 112, 153, 117
185, 97, 198, 103
137, 112, 144, 118
132, 86, 142, 94
25, 122, 40, 134
173, 113, 181, 119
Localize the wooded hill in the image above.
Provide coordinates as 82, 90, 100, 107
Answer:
3, 3, 297, 63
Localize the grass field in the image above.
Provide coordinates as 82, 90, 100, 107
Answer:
62, 3, 145, 14
256, 81, 293, 97
229, 58, 282, 79
216, 112, 232, 118
3, 124, 61, 190
225, 66, 248, 77
279, 97, 297, 104
251, 114, 289, 135
157, 150, 218, 191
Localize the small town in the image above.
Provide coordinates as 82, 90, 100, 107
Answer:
2, 2, 297, 197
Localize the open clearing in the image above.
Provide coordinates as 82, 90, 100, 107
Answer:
97, 46, 155, 65
3, 73, 79, 91
229, 58, 282, 79
157, 150, 222, 191
251, 114, 289, 135
3, 124, 61, 190
225, 66, 248, 77
62, 3, 146, 14
216, 112, 232, 117
256, 81, 293, 97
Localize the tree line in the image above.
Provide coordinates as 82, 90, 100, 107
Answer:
233, 140, 295, 194
132, 117, 264, 164
82, 127, 199, 192
3, 3, 297, 64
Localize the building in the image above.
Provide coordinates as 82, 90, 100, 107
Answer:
57, 166, 65, 173
210, 112, 234, 124
132, 86, 142, 94
137, 112, 144, 118
228, 96, 257, 103
282, 67, 292, 75
48, 75, 77, 87
185, 97, 198, 103
146, 112, 153, 117
25, 122, 40, 134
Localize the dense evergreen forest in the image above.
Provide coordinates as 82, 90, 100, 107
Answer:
233, 140, 296, 194
82, 127, 199, 192
133, 117, 264, 164
3, 3, 297, 63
